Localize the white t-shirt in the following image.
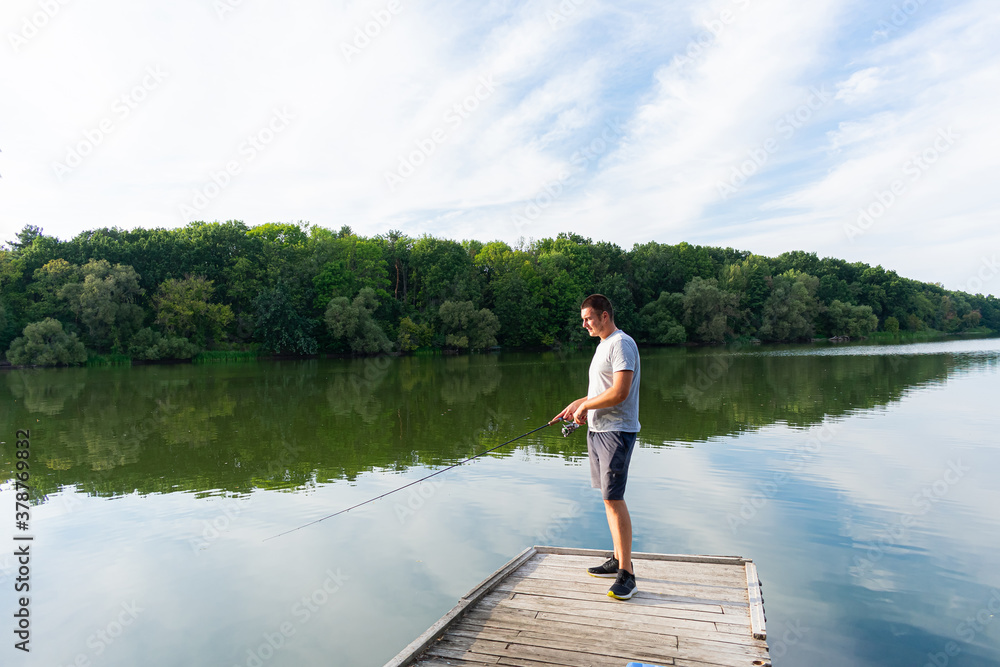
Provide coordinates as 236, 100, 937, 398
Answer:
587, 329, 641, 432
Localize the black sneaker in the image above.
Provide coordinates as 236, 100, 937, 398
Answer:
587, 556, 619, 578
607, 568, 637, 600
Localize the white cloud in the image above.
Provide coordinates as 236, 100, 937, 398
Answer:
748, 2, 1000, 289
835, 67, 883, 104
0, 0, 997, 294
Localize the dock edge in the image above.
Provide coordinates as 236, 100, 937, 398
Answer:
746, 560, 767, 640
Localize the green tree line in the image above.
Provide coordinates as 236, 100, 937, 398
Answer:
1, 222, 996, 365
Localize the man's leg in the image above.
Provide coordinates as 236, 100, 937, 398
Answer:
604, 499, 632, 574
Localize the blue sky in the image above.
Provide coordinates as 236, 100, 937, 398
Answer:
1, 0, 998, 295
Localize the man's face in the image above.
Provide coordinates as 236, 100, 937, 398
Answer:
581, 307, 605, 337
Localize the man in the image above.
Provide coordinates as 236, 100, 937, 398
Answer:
552, 294, 641, 600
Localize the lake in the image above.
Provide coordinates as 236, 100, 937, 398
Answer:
2, 337, 999, 666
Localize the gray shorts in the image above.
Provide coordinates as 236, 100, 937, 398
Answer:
588, 431, 637, 500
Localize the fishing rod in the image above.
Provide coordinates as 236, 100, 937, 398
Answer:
263, 418, 581, 542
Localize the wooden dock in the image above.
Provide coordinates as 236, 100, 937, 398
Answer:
385, 546, 770, 667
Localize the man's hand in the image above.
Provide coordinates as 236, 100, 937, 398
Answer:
551, 397, 588, 425
552, 371, 632, 425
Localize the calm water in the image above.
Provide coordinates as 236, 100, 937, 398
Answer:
2, 338, 999, 666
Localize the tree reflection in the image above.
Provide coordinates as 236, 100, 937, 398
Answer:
1, 345, 993, 500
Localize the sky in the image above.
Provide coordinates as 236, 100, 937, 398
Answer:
1, 0, 998, 296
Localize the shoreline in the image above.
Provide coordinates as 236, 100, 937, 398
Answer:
3, 330, 997, 370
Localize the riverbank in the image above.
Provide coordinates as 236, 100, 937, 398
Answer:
3, 329, 998, 369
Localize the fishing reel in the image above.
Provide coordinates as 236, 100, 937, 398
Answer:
560, 419, 580, 437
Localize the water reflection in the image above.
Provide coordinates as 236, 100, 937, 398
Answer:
2, 342, 997, 501
2, 339, 999, 667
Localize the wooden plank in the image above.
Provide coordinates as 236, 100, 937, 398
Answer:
442, 626, 680, 665
492, 576, 730, 615
449, 625, 520, 642
516, 627, 676, 655
528, 561, 749, 594
437, 635, 636, 667
534, 545, 747, 565
676, 658, 770, 667
666, 643, 770, 667
501, 602, 743, 638
529, 610, 768, 649
436, 621, 765, 667
533, 550, 747, 572
493, 593, 751, 635
419, 642, 500, 664
669, 648, 766, 667
456, 611, 681, 648
535, 608, 729, 636
496, 656, 675, 667
514, 559, 750, 589
531, 554, 749, 583
675, 635, 771, 661
500, 590, 734, 625
745, 562, 767, 640
517, 564, 751, 602
453, 612, 766, 664
463, 605, 540, 625
521, 570, 749, 598
414, 658, 501, 667
423, 638, 500, 667
454, 618, 680, 656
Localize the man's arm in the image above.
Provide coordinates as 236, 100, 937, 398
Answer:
551, 370, 633, 425
571, 370, 632, 423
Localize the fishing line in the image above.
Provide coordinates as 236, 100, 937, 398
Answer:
263, 419, 575, 542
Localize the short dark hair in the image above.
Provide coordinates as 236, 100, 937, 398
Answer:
581, 294, 614, 320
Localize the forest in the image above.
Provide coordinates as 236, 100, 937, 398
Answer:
0, 221, 996, 365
